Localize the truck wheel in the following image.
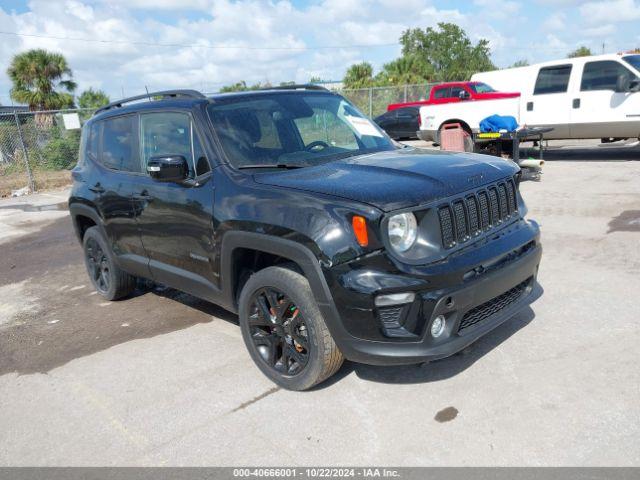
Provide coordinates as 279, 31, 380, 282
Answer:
82, 226, 136, 301
238, 266, 344, 391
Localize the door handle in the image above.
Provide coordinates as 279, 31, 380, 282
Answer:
89, 183, 105, 194
573, 98, 581, 109
526, 102, 533, 111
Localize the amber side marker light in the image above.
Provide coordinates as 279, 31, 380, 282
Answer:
352, 215, 369, 247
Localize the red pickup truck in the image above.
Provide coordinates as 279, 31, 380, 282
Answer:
387, 81, 519, 111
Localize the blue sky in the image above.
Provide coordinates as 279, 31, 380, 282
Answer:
1, 0, 639, 104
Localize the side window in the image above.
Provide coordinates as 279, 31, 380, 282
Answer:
534, 65, 572, 95
433, 87, 448, 99
581, 61, 634, 91
449, 86, 464, 98
140, 112, 210, 178
384, 110, 398, 120
397, 108, 415, 119
100, 115, 139, 172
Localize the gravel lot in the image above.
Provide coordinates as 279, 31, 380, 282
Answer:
1, 141, 639, 466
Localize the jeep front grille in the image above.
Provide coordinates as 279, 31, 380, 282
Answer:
458, 278, 530, 332
438, 178, 518, 249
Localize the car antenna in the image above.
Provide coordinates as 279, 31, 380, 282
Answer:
145, 86, 151, 101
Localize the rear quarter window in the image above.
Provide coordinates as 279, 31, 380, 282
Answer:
534, 65, 572, 95
87, 122, 100, 161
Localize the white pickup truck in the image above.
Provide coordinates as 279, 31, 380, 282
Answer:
417, 53, 640, 144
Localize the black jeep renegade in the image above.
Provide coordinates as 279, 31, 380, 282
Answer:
69, 86, 541, 390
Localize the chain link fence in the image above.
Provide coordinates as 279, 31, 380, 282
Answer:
0, 108, 94, 197
0, 83, 437, 197
339, 83, 437, 118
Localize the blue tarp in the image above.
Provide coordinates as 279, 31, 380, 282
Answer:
479, 114, 519, 133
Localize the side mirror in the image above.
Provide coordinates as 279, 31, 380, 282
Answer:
629, 79, 640, 92
458, 90, 471, 100
147, 155, 188, 182
615, 75, 632, 92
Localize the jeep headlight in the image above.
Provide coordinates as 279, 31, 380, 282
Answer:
387, 212, 418, 253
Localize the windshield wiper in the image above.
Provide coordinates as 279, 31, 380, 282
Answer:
237, 163, 305, 170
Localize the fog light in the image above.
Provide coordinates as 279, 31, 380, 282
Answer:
375, 292, 415, 307
431, 315, 446, 338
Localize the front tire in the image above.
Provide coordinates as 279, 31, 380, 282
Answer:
238, 266, 344, 391
82, 226, 136, 301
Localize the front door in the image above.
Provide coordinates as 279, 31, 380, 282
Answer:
133, 111, 217, 301
91, 113, 150, 278
570, 59, 640, 138
521, 64, 573, 138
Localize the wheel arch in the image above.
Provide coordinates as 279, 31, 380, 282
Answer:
220, 232, 333, 311
68, 203, 103, 243
220, 231, 355, 357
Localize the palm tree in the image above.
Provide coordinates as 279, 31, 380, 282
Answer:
343, 62, 374, 89
7, 49, 77, 111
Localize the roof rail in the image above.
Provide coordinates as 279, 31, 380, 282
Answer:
95, 89, 206, 114
264, 84, 329, 92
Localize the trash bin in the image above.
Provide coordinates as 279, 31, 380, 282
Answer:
440, 123, 471, 152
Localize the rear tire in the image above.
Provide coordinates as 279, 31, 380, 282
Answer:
82, 226, 136, 301
238, 266, 344, 391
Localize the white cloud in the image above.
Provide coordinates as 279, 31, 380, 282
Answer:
543, 12, 566, 31
0, 0, 637, 104
579, 0, 640, 24
583, 24, 615, 37
104, 0, 213, 10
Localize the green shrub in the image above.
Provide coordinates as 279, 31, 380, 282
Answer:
40, 129, 80, 170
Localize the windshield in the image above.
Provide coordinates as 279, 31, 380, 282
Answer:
622, 55, 640, 72
469, 82, 496, 93
207, 92, 395, 169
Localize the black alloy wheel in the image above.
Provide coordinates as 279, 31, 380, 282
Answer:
247, 287, 310, 376
85, 236, 110, 294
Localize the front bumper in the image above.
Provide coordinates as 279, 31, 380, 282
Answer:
320, 219, 541, 365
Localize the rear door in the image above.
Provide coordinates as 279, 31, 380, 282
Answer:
133, 110, 217, 300
521, 64, 573, 138
92, 114, 150, 278
570, 59, 640, 138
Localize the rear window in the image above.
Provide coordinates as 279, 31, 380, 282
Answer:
534, 65, 572, 95
397, 107, 418, 117
581, 60, 635, 91
100, 115, 139, 172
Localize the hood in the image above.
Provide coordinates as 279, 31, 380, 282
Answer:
253, 148, 519, 212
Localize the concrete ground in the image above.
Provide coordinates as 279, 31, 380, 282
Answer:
0, 141, 639, 466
